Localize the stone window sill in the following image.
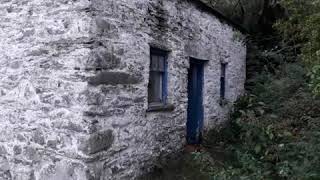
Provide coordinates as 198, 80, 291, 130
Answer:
147, 103, 175, 112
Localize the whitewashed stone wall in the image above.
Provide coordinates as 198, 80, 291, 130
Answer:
0, 0, 246, 179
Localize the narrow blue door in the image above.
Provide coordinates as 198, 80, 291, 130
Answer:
187, 59, 204, 144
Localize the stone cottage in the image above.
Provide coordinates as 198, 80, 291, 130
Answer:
0, 0, 246, 179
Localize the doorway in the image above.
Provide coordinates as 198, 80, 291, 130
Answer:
187, 58, 205, 145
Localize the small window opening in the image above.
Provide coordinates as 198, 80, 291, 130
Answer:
148, 48, 168, 106
220, 63, 227, 100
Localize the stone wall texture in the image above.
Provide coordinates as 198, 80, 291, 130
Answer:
0, 0, 246, 179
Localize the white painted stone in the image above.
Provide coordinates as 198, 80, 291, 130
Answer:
0, 0, 246, 179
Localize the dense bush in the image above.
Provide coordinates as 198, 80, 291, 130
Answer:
195, 62, 320, 180
274, 0, 320, 96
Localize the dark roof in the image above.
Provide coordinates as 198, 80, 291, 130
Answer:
191, 0, 248, 34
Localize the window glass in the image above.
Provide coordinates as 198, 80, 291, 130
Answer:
158, 56, 165, 72
148, 49, 167, 105
150, 55, 159, 71
148, 72, 163, 103
220, 63, 227, 99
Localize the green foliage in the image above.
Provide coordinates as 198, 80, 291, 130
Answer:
232, 30, 247, 43
205, 62, 320, 180
274, 0, 320, 96
310, 65, 320, 95
202, 0, 275, 32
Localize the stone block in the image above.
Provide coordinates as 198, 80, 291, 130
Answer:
79, 130, 114, 155
88, 71, 142, 86
85, 48, 120, 70
31, 129, 45, 145
39, 161, 88, 180
62, 122, 84, 133
13, 145, 22, 155
95, 17, 116, 32
0, 170, 11, 180
0, 146, 7, 156
27, 49, 49, 57
47, 140, 58, 150
0, 157, 9, 172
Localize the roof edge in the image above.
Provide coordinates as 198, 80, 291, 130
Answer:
190, 0, 248, 34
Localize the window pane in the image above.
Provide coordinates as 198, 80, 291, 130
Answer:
221, 63, 226, 77
150, 55, 159, 71
220, 63, 227, 99
158, 56, 165, 72
148, 48, 167, 104
220, 77, 225, 99
148, 72, 163, 103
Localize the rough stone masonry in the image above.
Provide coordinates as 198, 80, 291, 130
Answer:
0, 0, 246, 179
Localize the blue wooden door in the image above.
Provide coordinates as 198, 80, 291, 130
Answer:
187, 59, 204, 144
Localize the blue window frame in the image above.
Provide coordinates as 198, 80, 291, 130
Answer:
220, 63, 227, 99
148, 48, 168, 106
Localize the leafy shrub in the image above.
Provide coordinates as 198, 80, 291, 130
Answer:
205, 62, 320, 180
310, 65, 320, 95
274, 0, 320, 96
